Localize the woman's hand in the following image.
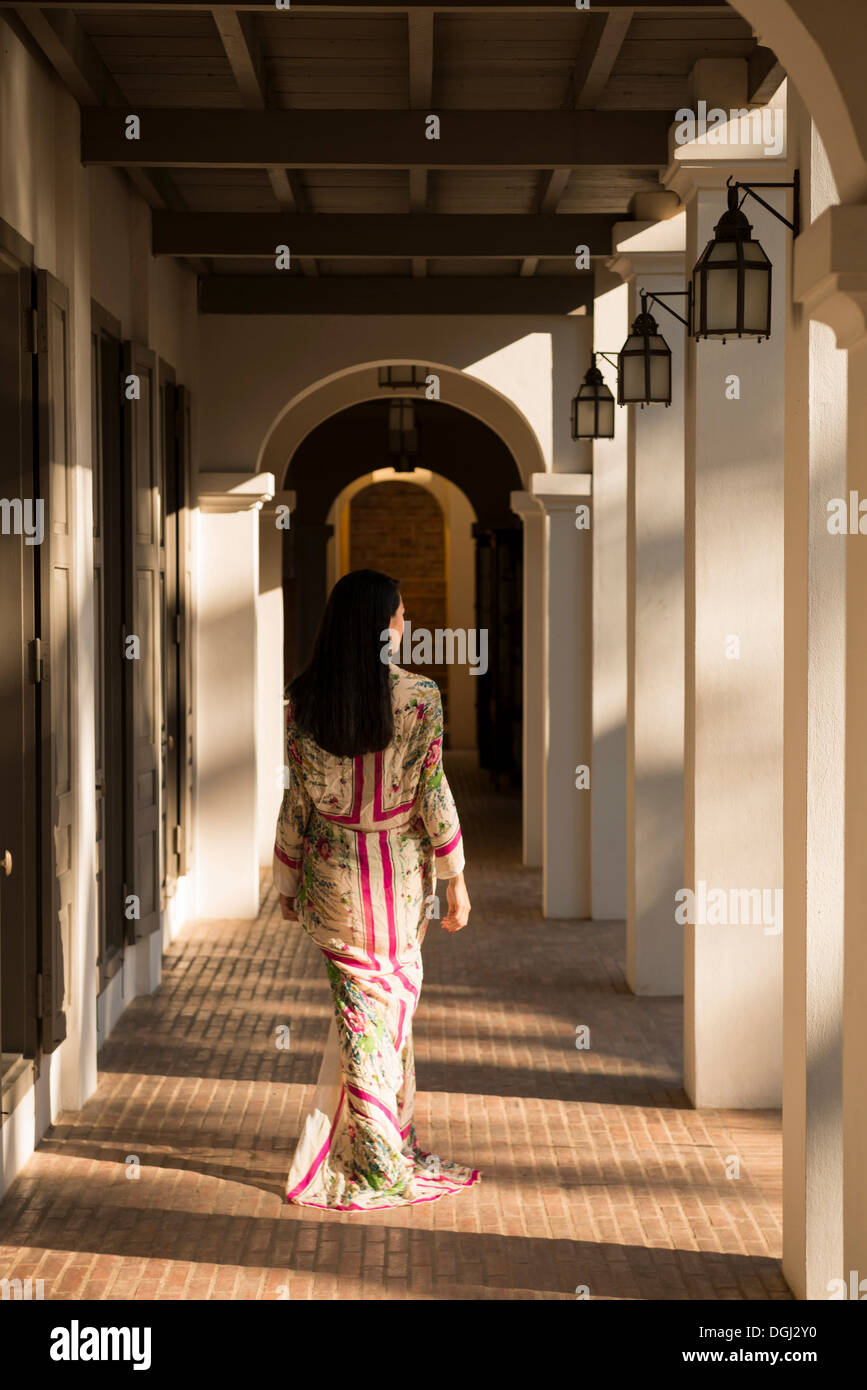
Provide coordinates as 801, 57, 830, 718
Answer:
279, 893, 298, 921
441, 872, 471, 934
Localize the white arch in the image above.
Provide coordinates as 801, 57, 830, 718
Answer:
256, 358, 547, 491
729, 0, 867, 202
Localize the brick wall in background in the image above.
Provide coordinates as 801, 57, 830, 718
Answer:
349, 480, 451, 734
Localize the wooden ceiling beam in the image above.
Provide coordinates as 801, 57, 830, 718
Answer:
212, 6, 267, 108
211, 8, 318, 274
408, 9, 434, 112
24, 2, 733, 14
748, 46, 785, 105
573, 9, 633, 110
81, 108, 672, 168
538, 168, 572, 214
11, 5, 197, 239
13, 4, 113, 104
520, 164, 573, 276
154, 211, 621, 257
198, 273, 594, 315
407, 8, 434, 276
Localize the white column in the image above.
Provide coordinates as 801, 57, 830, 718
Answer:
608, 217, 686, 994
531, 473, 592, 919
781, 104, 845, 1302
258, 489, 295, 867
667, 157, 789, 1106
510, 490, 545, 867
794, 199, 867, 1284
196, 472, 275, 920
589, 270, 628, 922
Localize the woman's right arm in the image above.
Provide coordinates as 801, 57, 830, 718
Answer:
414, 687, 471, 930
442, 870, 471, 934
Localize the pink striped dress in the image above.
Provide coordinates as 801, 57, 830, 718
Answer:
273, 661, 481, 1211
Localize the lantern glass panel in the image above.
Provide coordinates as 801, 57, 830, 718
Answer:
743, 243, 771, 333
575, 398, 598, 437
573, 379, 615, 439
596, 395, 615, 438
619, 333, 671, 403
704, 267, 739, 332
619, 336, 645, 402
694, 230, 772, 336
649, 350, 671, 402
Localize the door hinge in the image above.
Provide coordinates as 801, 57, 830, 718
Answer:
173, 825, 183, 855
36, 972, 43, 1019
27, 637, 42, 684
174, 612, 183, 645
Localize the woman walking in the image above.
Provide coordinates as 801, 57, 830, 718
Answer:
273, 569, 480, 1211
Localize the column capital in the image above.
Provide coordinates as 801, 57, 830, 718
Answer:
510, 489, 544, 520
260, 488, 296, 517
794, 204, 867, 352
663, 157, 789, 204
198, 471, 276, 513
530, 472, 592, 513
607, 211, 686, 284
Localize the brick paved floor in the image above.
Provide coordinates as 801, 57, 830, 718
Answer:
0, 753, 789, 1300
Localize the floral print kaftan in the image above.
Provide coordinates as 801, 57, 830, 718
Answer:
273, 661, 481, 1211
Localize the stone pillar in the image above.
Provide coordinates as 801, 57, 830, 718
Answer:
530, 472, 592, 919
196, 472, 275, 920
608, 215, 686, 995
510, 490, 545, 867
666, 153, 790, 1106
589, 269, 628, 922
258, 489, 295, 867
793, 199, 867, 1285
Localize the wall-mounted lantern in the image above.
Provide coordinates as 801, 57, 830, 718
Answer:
617, 293, 674, 407
378, 365, 428, 390
692, 171, 799, 343
571, 354, 616, 440
387, 398, 418, 472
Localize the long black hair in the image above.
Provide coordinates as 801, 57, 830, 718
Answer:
288, 569, 402, 757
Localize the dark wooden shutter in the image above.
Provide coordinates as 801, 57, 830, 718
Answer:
0, 252, 38, 1062
35, 269, 74, 1052
177, 385, 194, 877
91, 308, 127, 985
123, 342, 161, 941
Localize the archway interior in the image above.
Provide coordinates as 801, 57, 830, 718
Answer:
347, 478, 450, 720
283, 396, 525, 784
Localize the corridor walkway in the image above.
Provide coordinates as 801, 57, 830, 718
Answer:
0, 754, 789, 1300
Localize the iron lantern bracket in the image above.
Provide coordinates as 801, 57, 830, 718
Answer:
638, 288, 692, 331
726, 169, 801, 238
592, 350, 620, 374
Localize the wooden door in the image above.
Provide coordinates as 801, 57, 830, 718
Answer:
0, 238, 37, 1069
35, 269, 74, 1052
159, 364, 180, 894
177, 385, 194, 878
92, 304, 127, 985
123, 343, 161, 943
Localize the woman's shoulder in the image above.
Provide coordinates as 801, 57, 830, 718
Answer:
389, 663, 441, 702
390, 665, 443, 744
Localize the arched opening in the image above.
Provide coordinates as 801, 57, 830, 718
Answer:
278, 393, 524, 786
347, 486, 448, 721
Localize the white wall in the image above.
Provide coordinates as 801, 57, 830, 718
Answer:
195, 315, 591, 481
590, 275, 628, 922
0, 16, 197, 1199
